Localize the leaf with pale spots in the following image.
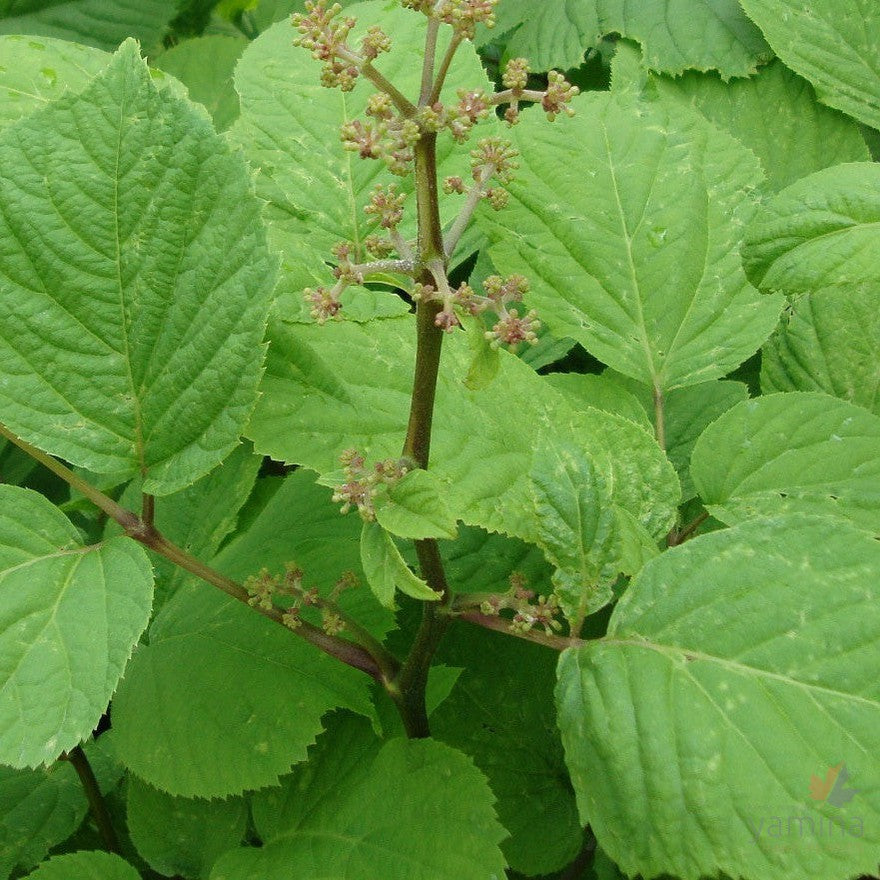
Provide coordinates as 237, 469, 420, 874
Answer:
480, 90, 783, 390
691, 392, 880, 532
0, 486, 152, 768
556, 515, 880, 880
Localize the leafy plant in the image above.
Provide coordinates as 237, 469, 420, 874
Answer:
0, 1, 879, 879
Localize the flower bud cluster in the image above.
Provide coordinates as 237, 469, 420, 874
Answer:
331, 448, 412, 520
245, 562, 359, 634
476, 573, 564, 636
293, 2, 391, 91
413, 271, 539, 349
402, 0, 497, 39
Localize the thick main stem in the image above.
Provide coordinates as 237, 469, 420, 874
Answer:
394, 132, 454, 738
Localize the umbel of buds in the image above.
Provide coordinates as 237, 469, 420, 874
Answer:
470, 572, 564, 636
245, 563, 360, 634
331, 448, 412, 520
292, 0, 579, 346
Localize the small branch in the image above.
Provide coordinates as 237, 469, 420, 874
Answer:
419, 17, 440, 105
489, 87, 546, 106
455, 610, 586, 651
352, 257, 415, 277
0, 421, 396, 683
389, 229, 414, 262
653, 384, 666, 451
428, 34, 462, 105
337, 47, 417, 116
667, 510, 709, 547
141, 492, 154, 527
64, 746, 120, 855
444, 163, 494, 258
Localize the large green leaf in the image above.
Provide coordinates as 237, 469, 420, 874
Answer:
247, 315, 680, 544
0, 0, 174, 51
691, 392, 880, 532
744, 163, 880, 292
739, 0, 880, 129
112, 470, 385, 798
22, 851, 140, 880
482, 0, 769, 77
556, 515, 880, 880
152, 34, 248, 131
0, 35, 107, 130
210, 714, 508, 880
127, 778, 247, 878
480, 90, 782, 390
761, 285, 880, 415
647, 58, 870, 192
232, 2, 494, 263
431, 626, 582, 876
0, 485, 152, 768
0, 40, 277, 495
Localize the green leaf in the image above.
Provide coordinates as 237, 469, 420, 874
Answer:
744, 163, 880, 292
0, 762, 85, 878
739, 0, 880, 129
761, 284, 880, 415
360, 521, 439, 608
607, 374, 749, 499
483, 0, 769, 77
649, 58, 870, 192
247, 315, 680, 544
375, 469, 458, 540
432, 626, 582, 876
0, 0, 174, 51
530, 438, 618, 623
0, 35, 107, 130
481, 90, 783, 390
691, 392, 880, 532
22, 850, 140, 880
231, 3, 494, 263
0, 40, 277, 495
112, 471, 382, 798
544, 372, 652, 430
556, 515, 880, 880
127, 777, 247, 879
211, 714, 507, 880
0, 485, 152, 768
152, 35, 248, 131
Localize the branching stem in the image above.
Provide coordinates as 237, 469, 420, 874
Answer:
0, 422, 399, 684
454, 610, 586, 651
444, 163, 494, 258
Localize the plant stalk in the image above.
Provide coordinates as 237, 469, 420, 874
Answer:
64, 745, 121, 855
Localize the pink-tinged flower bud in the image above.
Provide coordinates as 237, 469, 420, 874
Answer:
364, 234, 395, 257
305, 286, 343, 323
435, 306, 461, 332
483, 273, 529, 304
487, 307, 540, 349
282, 606, 302, 630
340, 119, 384, 159
416, 103, 447, 133
456, 89, 490, 124
321, 610, 345, 635
366, 92, 394, 120
485, 187, 509, 210
364, 184, 406, 229
443, 176, 466, 194
471, 136, 518, 183
542, 70, 579, 120
503, 106, 520, 126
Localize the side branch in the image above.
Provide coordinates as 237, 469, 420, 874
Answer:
0, 422, 397, 684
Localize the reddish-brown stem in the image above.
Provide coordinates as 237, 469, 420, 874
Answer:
0, 422, 397, 684
64, 745, 121, 855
